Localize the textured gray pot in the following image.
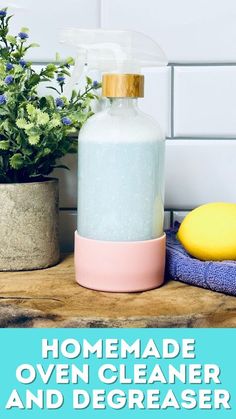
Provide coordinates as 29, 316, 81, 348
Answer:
0, 178, 60, 271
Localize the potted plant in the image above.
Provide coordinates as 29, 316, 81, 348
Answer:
0, 8, 100, 270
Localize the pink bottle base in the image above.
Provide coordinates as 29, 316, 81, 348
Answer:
74, 231, 166, 293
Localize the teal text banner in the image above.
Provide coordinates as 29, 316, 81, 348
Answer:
0, 328, 234, 418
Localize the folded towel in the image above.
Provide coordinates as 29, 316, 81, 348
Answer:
166, 224, 236, 296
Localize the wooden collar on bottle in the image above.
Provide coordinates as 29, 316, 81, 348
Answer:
102, 73, 144, 98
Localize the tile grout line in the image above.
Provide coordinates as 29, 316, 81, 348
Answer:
59, 208, 191, 213
167, 137, 236, 141
170, 65, 174, 138
59, 208, 77, 212
166, 208, 192, 212
168, 62, 236, 67
32, 62, 236, 68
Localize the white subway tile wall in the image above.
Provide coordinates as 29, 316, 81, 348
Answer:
139, 68, 171, 137
2, 0, 101, 61
4, 0, 236, 249
174, 66, 236, 137
165, 140, 236, 209
101, 0, 236, 63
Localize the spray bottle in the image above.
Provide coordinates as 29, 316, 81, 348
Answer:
62, 29, 168, 292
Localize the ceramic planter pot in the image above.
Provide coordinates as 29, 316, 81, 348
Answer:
0, 177, 60, 271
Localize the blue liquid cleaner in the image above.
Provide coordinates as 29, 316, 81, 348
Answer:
77, 140, 165, 241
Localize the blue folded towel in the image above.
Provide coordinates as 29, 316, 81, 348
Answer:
166, 224, 236, 296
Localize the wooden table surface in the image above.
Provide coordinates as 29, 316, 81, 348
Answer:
0, 253, 236, 328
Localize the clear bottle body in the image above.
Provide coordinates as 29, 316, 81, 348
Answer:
77, 98, 165, 242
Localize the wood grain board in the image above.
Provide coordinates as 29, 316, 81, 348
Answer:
0, 254, 235, 328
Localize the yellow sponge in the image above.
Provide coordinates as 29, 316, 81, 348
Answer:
177, 202, 236, 261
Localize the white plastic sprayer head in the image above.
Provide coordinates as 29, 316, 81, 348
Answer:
61, 28, 168, 71
60, 28, 168, 97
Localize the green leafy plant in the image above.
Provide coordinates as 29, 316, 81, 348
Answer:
0, 8, 101, 182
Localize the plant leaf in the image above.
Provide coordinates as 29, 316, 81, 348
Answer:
28, 43, 40, 48
27, 74, 41, 88
6, 35, 16, 45
86, 76, 93, 85
55, 52, 61, 62
37, 111, 49, 125
16, 118, 28, 129
65, 56, 75, 65
48, 117, 61, 128
26, 104, 36, 116
0, 108, 9, 116
28, 134, 40, 145
20, 27, 29, 33
46, 63, 57, 72
10, 153, 24, 169
6, 15, 13, 25
46, 86, 61, 95
0, 140, 9, 150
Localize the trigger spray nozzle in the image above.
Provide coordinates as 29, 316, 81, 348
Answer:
60, 29, 168, 98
